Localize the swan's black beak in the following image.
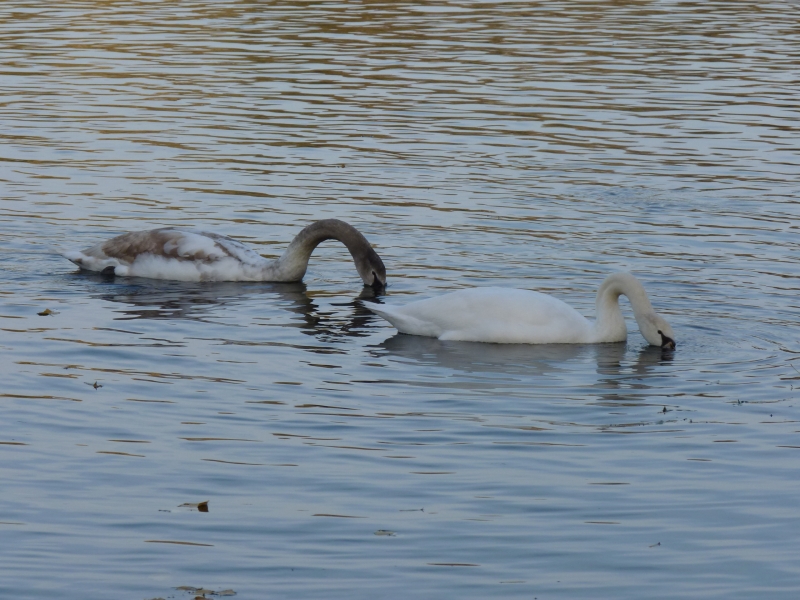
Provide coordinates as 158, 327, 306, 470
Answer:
370, 279, 386, 294
369, 270, 386, 295
658, 330, 676, 350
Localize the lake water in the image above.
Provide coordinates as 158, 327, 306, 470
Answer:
1, 1, 799, 598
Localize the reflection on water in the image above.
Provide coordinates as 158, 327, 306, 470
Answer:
378, 332, 605, 374
375, 334, 676, 408
87, 276, 317, 322
2, 1, 800, 599
72, 270, 382, 337
377, 333, 673, 376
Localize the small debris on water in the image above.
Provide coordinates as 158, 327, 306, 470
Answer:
662, 407, 667, 414
84, 381, 103, 389
179, 500, 209, 512
37, 308, 58, 316
649, 542, 661, 547
374, 529, 396, 536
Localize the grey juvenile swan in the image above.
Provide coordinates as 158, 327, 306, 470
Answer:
63, 219, 386, 290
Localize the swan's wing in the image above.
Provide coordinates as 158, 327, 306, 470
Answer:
63, 229, 261, 270
62, 229, 275, 282
197, 232, 269, 268
367, 288, 593, 344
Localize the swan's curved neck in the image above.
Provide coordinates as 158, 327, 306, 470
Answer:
593, 272, 655, 342
269, 219, 382, 284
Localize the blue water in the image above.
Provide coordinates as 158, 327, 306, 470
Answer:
1, 1, 799, 598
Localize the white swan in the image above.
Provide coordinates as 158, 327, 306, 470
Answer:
63, 219, 386, 289
365, 272, 675, 348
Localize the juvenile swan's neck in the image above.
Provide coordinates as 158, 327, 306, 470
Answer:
593, 272, 655, 342
270, 219, 386, 288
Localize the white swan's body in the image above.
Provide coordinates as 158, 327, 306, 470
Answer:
366, 272, 675, 348
62, 219, 386, 289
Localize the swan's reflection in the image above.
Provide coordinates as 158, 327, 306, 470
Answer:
73, 272, 304, 321
592, 344, 675, 405
375, 333, 597, 376
69, 271, 381, 341
371, 333, 675, 394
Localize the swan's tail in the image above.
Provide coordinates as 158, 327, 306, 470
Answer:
60, 249, 84, 265
59, 248, 124, 274
362, 302, 439, 337
363, 303, 393, 321
59, 248, 100, 271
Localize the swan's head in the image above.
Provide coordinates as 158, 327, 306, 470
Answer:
355, 246, 387, 294
639, 312, 676, 349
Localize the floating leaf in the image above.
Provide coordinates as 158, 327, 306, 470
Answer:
37, 308, 58, 316
179, 500, 210, 512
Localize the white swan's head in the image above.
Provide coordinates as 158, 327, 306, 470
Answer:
638, 312, 676, 349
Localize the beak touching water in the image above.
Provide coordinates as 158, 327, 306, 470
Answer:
658, 330, 676, 350
370, 270, 386, 294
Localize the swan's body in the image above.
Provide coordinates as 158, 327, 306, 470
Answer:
62, 219, 386, 290
366, 272, 675, 348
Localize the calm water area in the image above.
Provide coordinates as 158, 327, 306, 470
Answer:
1, 1, 799, 598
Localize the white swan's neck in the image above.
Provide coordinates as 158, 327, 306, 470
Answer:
592, 272, 655, 343
267, 219, 384, 286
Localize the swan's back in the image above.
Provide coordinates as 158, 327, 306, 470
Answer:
63, 229, 270, 281
368, 287, 593, 344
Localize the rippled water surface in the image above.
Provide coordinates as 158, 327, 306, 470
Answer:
2, 1, 800, 598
